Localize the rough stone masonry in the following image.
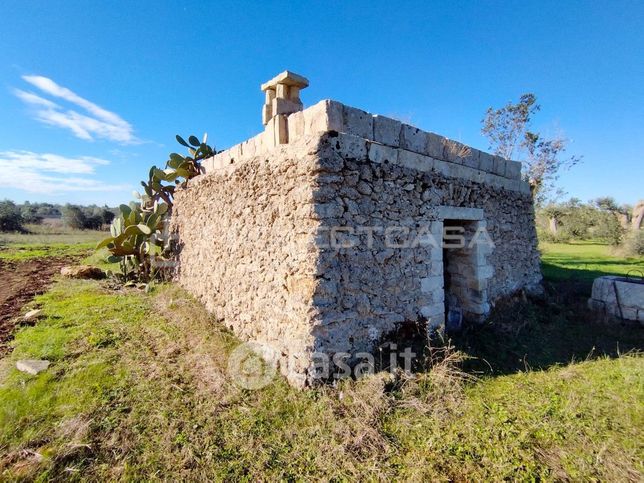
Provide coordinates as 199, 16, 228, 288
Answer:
170, 71, 542, 387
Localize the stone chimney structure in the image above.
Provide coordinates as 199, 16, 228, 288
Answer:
261, 71, 309, 145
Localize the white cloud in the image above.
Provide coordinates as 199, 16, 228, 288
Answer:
13, 75, 137, 144
0, 150, 130, 194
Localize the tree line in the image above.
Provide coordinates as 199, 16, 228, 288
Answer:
0, 200, 116, 232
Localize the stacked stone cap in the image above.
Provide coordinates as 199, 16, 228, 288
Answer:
261, 70, 309, 126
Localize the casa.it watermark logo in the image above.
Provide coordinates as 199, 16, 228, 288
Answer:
227, 342, 279, 390
227, 342, 417, 390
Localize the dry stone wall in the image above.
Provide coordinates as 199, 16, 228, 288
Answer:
308, 132, 541, 357
171, 137, 324, 386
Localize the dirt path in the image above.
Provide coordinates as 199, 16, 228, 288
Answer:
0, 258, 74, 357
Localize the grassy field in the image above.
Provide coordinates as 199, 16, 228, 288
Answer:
0, 239, 642, 480
0, 225, 106, 261
540, 240, 644, 283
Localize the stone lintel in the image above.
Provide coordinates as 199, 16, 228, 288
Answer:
261, 70, 310, 91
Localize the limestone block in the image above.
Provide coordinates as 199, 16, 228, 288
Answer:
342, 105, 373, 139
400, 124, 428, 153
265, 88, 276, 104
201, 156, 215, 173
325, 100, 344, 132
462, 148, 480, 169
288, 110, 305, 141
368, 142, 398, 164
276, 83, 288, 98
398, 150, 433, 172
433, 158, 452, 178
229, 143, 244, 161
267, 115, 287, 145
262, 104, 272, 126
373, 115, 401, 147
272, 97, 303, 116
507, 179, 523, 193
519, 181, 531, 195
478, 151, 494, 172
611, 278, 644, 309
493, 156, 507, 177
335, 133, 368, 160
437, 206, 484, 221
261, 70, 309, 92
303, 100, 344, 136
426, 132, 446, 159
288, 86, 301, 101
443, 139, 469, 165
242, 138, 257, 158
505, 160, 522, 180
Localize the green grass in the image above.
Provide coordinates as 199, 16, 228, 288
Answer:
0, 279, 642, 480
0, 224, 107, 261
540, 240, 644, 283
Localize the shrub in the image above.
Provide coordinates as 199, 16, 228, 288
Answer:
98, 134, 214, 282
537, 228, 571, 244
618, 230, 644, 257
0, 200, 25, 232
62, 205, 88, 230
20, 203, 44, 224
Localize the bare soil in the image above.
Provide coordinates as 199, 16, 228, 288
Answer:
0, 258, 73, 357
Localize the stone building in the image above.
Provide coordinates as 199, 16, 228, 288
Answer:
171, 71, 542, 386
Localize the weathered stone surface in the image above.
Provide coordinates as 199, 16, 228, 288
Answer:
16, 359, 50, 375
60, 266, 105, 280
368, 142, 398, 164
478, 151, 494, 172
588, 276, 644, 323
505, 160, 522, 180
373, 115, 401, 147
342, 105, 373, 139
398, 150, 433, 172
400, 124, 428, 153
172, 94, 542, 387
493, 156, 507, 177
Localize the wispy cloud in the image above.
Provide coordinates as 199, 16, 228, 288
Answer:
13, 75, 137, 144
0, 150, 131, 194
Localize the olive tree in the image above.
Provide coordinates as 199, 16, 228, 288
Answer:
482, 93, 581, 205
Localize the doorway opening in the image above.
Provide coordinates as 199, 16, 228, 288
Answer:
441, 216, 493, 325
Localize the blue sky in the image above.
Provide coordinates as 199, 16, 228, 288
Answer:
1, 0, 642, 206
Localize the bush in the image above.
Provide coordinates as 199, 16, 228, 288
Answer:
62, 205, 108, 230
537, 228, 571, 244
20, 203, 44, 224
618, 230, 644, 257
0, 200, 25, 232
62, 205, 88, 230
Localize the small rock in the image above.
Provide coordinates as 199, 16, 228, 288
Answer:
60, 265, 106, 280
16, 359, 50, 375
23, 309, 43, 322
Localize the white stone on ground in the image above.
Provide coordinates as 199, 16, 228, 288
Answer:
16, 360, 50, 375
